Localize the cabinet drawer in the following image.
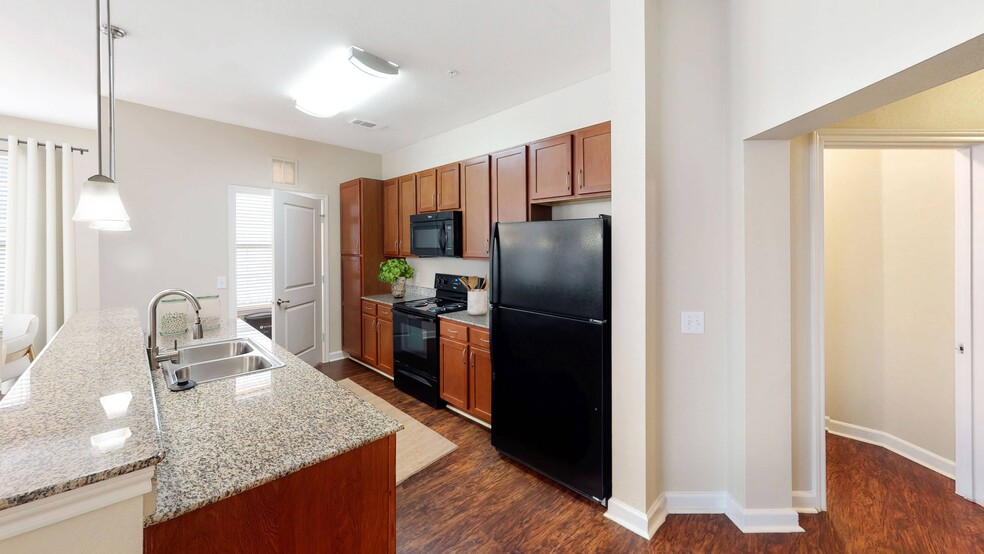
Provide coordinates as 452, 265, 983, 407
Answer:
361, 300, 377, 316
469, 327, 490, 348
377, 304, 393, 321
440, 321, 469, 341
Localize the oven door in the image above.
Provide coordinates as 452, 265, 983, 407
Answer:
410, 220, 449, 257
392, 309, 439, 380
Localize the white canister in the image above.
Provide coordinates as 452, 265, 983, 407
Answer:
467, 290, 488, 316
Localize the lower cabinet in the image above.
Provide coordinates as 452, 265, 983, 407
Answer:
360, 300, 394, 378
439, 321, 492, 424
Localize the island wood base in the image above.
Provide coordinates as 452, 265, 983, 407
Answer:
144, 434, 396, 553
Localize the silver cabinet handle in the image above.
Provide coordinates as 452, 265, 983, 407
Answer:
566, 171, 570, 192
276, 299, 290, 307
485, 237, 489, 254
579, 169, 583, 189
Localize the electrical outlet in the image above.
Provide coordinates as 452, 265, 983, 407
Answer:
217, 276, 227, 290
681, 311, 704, 334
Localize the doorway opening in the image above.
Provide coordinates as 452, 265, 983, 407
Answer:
812, 132, 984, 511
229, 185, 327, 365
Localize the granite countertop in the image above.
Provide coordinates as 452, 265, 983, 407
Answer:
439, 311, 489, 329
363, 285, 436, 307
146, 320, 402, 526
0, 309, 164, 511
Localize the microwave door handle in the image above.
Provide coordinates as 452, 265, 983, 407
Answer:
439, 224, 448, 252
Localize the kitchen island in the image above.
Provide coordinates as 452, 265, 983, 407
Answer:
0, 309, 401, 554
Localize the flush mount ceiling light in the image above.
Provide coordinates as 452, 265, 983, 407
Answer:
293, 46, 399, 118
73, 0, 131, 231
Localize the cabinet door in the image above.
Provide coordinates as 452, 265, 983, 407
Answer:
362, 314, 378, 366
398, 174, 417, 256
339, 179, 362, 255
340, 255, 362, 309
437, 163, 461, 211
529, 134, 573, 201
376, 317, 394, 376
342, 306, 362, 358
383, 178, 400, 257
491, 146, 528, 224
470, 346, 492, 423
439, 338, 469, 410
416, 168, 438, 213
461, 155, 491, 258
574, 121, 611, 196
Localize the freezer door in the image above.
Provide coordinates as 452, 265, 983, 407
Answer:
490, 305, 611, 502
490, 217, 609, 321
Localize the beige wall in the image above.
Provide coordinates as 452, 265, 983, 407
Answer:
0, 496, 143, 554
0, 114, 100, 311
102, 102, 381, 356
824, 148, 955, 460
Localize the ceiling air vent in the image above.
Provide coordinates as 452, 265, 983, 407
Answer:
348, 117, 379, 129
272, 158, 297, 186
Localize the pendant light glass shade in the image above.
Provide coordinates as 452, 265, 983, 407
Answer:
73, 174, 130, 224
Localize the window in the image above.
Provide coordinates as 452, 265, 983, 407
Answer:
0, 151, 7, 327
234, 191, 273, 309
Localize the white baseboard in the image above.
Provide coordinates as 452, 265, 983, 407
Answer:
0, 466, 155, 540
446, 405, 491, 429
665, 491, 726, 514
825, 417, 955, 479
327, 350, 346, 362
791, 490, 819, 514
605, 494, 666, 539
724, 494, 804, 533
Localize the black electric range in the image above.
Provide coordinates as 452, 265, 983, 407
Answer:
391, 273, 469, 408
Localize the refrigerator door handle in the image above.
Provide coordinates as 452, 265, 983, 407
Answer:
490, 222, 501, 305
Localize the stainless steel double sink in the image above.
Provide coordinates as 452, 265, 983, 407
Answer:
161, 338, 285, 391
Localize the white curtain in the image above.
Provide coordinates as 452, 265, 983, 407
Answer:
5, 135, 78, 346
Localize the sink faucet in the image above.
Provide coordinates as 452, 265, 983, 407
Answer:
147, 289, 204, 369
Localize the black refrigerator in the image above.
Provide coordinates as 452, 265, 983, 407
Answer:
490, 215, 611, 505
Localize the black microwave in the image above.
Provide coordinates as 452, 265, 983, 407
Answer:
410, 211, 462, 257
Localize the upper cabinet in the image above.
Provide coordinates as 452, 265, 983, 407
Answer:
437, 162, 461, 211
528, 134, 573, 202
491, 146, 529, 224
339, 179, 363, 256
383, 178, 400, 257
461, 155, 491, 258
398, 173, 417, 257
416, 168, 438, 213
574, 121, 611, 196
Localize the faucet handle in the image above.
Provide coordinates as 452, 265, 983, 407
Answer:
173, 339, 178, 351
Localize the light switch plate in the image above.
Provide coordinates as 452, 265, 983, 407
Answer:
217, 276, 227, 290
682, 311, 704, 334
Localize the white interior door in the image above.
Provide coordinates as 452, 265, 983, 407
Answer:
273, 190, 323, 365
969, 145, 984, 505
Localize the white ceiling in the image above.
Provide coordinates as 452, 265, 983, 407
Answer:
0, 1, 610, 154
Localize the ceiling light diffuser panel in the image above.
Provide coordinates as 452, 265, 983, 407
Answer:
293, 47, 398, 118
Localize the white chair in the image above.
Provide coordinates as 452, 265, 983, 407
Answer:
2, 314, 40, 384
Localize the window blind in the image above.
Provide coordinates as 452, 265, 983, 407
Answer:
0, 153, 7, 327
235, 192, 272, 308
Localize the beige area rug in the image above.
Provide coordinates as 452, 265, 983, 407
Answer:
338, 379, 457, 484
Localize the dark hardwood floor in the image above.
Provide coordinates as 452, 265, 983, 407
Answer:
318, 359, 984, 553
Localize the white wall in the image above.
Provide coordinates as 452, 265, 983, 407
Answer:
824, 148, 955, 461
0, 114, 100, 311
101, 101, 380, 355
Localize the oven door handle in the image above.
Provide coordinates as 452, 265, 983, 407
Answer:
393, 309, 434, 323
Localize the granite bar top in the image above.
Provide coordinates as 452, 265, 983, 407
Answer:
362, 285, 436, 307
439, 311, 489, 329
146, 320, 402, 526
0, 309, 164, 511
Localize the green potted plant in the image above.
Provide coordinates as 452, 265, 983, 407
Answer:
379, 258, 415, 298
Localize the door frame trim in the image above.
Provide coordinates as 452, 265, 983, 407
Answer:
810, 129, 984, 511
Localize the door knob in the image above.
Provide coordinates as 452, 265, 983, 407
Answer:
277, 299, 291, 308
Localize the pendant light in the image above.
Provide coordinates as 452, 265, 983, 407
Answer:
73, 0, 131, 231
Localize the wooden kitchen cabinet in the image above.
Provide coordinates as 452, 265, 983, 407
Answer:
439, 337, 470, 410
362, 312, 378, 366
574, 121, 611, 196
377, 316, 394, 377
398, 174, 416, 256
461, 155, 491, 258
528, 134, 573, 201
339, 178, 388, 360
437, 162, 461, 211
469, 346, 492, 423
383, 178, 400, 257
491, 146, 528, 224
416, 168, 438, 213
